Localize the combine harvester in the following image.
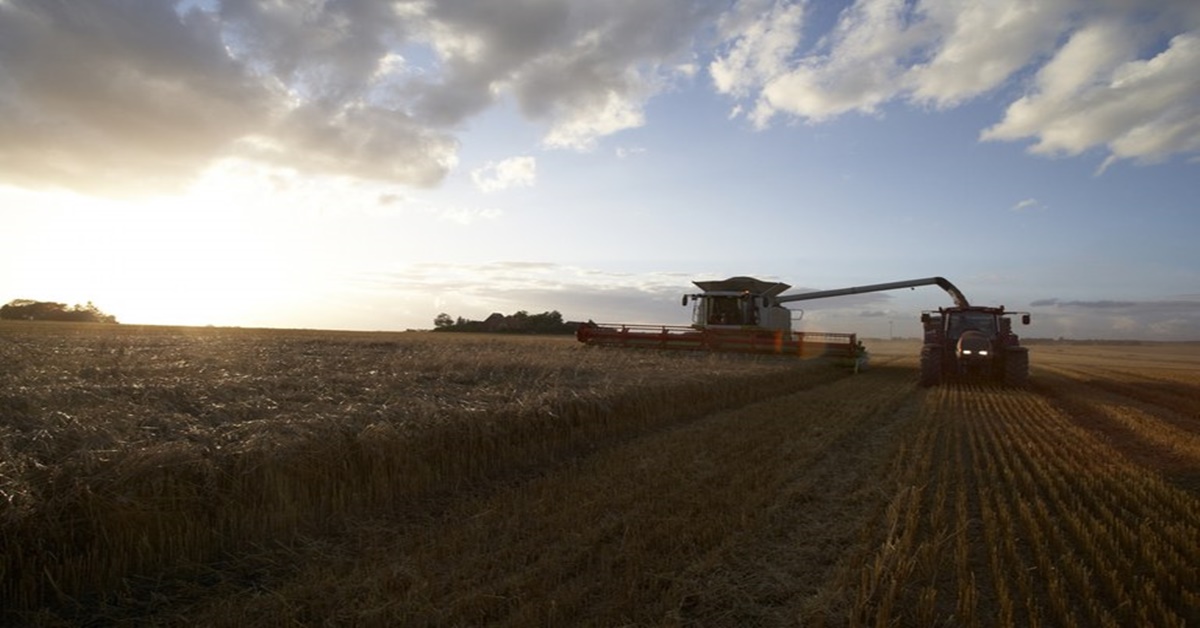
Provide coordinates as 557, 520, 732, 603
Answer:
576, 276, 1031, 385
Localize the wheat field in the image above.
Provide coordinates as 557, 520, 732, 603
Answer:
2, 322, 1198, 626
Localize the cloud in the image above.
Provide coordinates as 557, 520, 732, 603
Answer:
0, 1, 273, 195
2, 1, 1196, 196
0, 0, 722, 195
1055, 299, 1139, 309
1031, 297, 1199, 311
709, 0, 806, 102
982, 26, 1200, 170
1028, 296, 1200, 339
1011, 198, 1040, 211
716, 0, 1035, 124
471, 156, 536, 192
713, 0, 1200, 166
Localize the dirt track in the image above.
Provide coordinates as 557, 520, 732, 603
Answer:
12, 338, 1200, 626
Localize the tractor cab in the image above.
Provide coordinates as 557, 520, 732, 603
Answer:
946, 310, 999, 342
923, 306, 1029, 344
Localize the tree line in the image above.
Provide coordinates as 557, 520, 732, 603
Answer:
1, 300, 118, 324
433, 310, 575, 334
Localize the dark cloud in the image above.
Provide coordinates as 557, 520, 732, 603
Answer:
0, 0, 720, 195
1030, 297, 1198, 310
0, 0, 271, 194
1058, 300, 1139, 309
1027, 296, 1200, 340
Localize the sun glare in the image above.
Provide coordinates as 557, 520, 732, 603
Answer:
5, 169, 320, 327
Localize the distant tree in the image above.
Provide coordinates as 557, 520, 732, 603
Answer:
0, 300, 118, 323
431, 309, 574, 334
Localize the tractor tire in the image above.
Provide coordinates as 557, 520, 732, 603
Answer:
1004, 347, 1029, 387
919, 344, 942, 387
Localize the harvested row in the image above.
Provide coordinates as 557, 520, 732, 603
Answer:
831, 381, 1200, 626
1037, 361, 1200, 426
1034, 362, 1200, 492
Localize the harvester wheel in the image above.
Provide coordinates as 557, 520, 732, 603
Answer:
1004, 348, 1029, 387
919, 344, 942, 387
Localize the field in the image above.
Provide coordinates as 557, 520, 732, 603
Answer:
2, 322, 1199, 626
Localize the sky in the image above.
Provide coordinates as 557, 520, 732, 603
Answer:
1, 0, 1198, 340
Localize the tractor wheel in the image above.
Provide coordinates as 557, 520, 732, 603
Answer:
1004, 348, 1029, 387
919, 344, 942, 387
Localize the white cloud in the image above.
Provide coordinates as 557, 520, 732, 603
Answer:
983, 27, 1200, 170
709, 0, 805, 100
471, 156, 536, 192
906, 0, 1070, 108
712, 0, 1200, 165
541, 90, 646, 150
1011, 198, 1039, 211
726, 0, 936, 125
717, 0, 1074, 124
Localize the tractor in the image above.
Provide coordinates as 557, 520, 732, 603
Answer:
919, 306, 1031, 387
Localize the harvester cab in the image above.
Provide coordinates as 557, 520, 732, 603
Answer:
682, 277, 794, 333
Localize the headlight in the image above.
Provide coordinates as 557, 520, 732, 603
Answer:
961, 349, 972, 355
978, 350, 989, 356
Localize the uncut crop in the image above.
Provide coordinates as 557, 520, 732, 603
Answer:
0, 322, 844, 617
